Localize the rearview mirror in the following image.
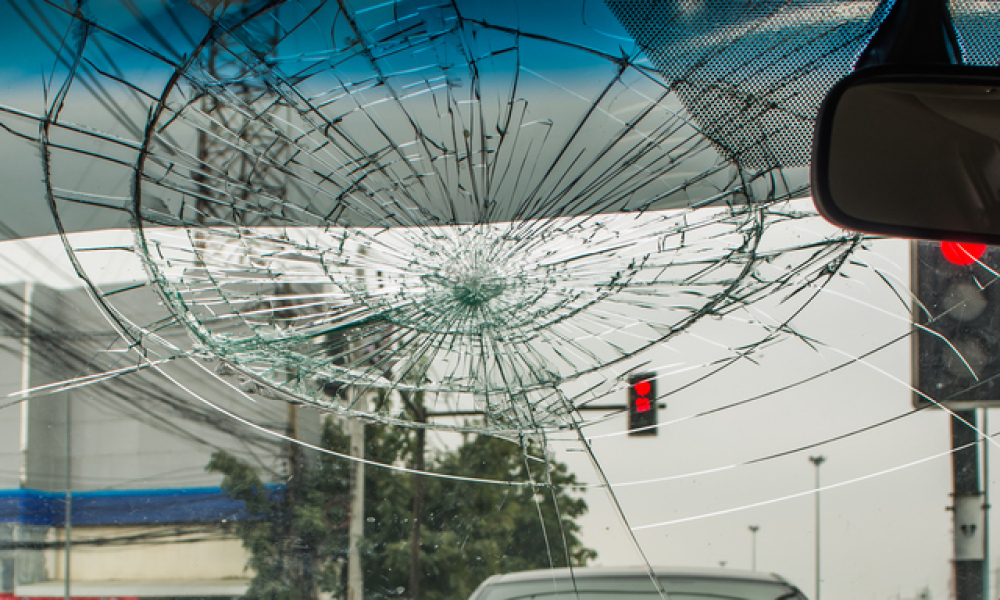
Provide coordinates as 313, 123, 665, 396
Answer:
812, 65, 1000, 244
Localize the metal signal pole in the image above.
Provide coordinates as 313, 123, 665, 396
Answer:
952, 410, 985, 600
983, 409, 991, 600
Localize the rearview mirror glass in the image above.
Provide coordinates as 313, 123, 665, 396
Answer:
812, 65, 1000, 243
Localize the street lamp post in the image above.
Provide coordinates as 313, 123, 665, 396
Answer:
809, 456, 826, 600
748, 525, 759, 571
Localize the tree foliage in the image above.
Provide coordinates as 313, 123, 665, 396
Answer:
208, 418, 594, 600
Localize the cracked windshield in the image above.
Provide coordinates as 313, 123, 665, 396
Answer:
1, 1, 1000, 599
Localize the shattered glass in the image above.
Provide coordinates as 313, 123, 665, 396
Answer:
0, 0, 886, 428
1, 1, 1000, 600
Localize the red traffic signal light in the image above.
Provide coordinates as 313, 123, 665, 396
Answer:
634, 380, 652, 412
628, 374, 657, 436
941, 242, 986, 266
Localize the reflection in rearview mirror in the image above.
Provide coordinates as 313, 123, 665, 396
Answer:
812, 66, 1000, 243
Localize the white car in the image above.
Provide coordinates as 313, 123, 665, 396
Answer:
468, 566, 808, 600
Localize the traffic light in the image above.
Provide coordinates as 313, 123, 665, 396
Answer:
913, 241, 1000, 409
628, 373, 657, 436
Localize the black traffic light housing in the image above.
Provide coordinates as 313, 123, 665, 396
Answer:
913, 241, 1000, 409
628, 373, 658, 436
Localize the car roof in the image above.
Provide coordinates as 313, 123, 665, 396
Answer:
476, 566, 790, 587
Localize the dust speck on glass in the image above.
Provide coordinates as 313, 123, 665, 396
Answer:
0, 1, 999, 600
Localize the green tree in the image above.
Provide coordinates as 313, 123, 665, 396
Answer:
206, 420, 353, 600
208, 418, 594, 600
409, 434, 597, 600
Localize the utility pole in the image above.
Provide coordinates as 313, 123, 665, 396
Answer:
952, 410, 984, 600
190, 8, 316, 599
347, 253, 370, 600
193, 20, 292, 229
809, 455, 825, 600
748, 525, 759, 571
285, 398, 312, 600
406, 401, 426, 600
347, 387, 366, 600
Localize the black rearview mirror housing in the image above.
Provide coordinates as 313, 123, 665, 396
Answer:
812, 64, 1000, 244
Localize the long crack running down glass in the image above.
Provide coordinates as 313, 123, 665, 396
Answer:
2, 1, 1000, 600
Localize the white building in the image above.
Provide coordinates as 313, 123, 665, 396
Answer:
0, 281, 324, 599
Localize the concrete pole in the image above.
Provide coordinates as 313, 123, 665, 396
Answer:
748, 525, 759, 571
347, 249, 368, 600
347, 390, 366, 600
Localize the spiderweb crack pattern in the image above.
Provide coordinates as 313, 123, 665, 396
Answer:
10, 0, 1000, 437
